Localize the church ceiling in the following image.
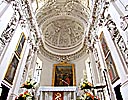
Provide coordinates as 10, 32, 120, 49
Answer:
34, 0, 92, 61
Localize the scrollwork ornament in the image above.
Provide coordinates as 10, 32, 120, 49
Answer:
106, 17, 128, 67
120, 15, 128, 31
0, 0, 21, 56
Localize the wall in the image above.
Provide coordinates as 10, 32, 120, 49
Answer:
38, 52, 89, 86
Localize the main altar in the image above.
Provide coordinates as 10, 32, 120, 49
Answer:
38, 86, 77, 100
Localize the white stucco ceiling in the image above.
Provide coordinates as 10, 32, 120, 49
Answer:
35, 0, 91, 58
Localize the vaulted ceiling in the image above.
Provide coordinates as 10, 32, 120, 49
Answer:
34, 0, 92, 61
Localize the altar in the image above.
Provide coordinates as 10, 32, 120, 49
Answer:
38, 86, 77, 100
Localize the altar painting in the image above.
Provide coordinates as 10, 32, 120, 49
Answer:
52, 62, 76, 86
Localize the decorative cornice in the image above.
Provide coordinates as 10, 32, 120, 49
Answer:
39, 40, 88, 62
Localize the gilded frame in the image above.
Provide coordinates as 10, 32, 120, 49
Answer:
105, 53, 119, 84
15, 32, 26, 58
99, 32, 109, 57
100, 32, 119, 84
4, 54, 19, 84
52, 62, 76, 86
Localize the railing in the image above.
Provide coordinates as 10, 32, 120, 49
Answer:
37, 86, 77, 100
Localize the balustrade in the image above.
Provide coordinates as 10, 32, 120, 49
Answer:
37, 86, 76, 100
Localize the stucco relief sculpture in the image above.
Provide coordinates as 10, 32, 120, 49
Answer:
44, 19, 84, 48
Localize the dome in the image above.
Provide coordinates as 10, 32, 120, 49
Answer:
36, 0, 90, 56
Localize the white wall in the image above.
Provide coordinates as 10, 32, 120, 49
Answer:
0, 3, 13, 36
109, 1, 128, 44
38, 53, 89, 86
